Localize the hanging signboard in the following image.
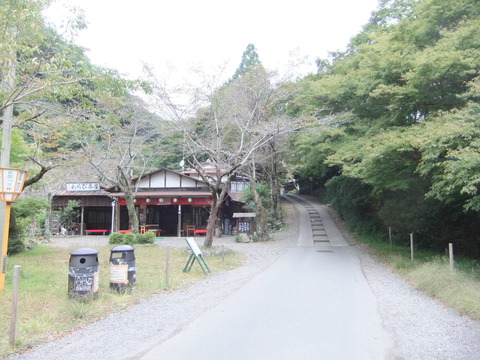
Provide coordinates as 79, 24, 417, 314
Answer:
233, 212, 256, 235
66, 182, 101, 192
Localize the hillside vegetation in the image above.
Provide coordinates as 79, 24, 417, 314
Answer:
289, 0, 480, 257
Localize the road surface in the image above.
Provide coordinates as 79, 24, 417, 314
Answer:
126, 195, 396, 360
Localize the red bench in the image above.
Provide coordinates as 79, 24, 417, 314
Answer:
194, 229, 207, 236
86, 229, 110, 235
119, 230, 133, 233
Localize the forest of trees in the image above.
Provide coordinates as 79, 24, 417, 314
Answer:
2, 0, 480, 256
289, 0, 480, 256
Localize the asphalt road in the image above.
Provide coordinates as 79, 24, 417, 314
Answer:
127, 195, 396, 360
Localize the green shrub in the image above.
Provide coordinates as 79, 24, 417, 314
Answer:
109, 232, 124, 244
124, 232, 135, 245
8, 236, 25, 255
143, 231, 155, 244
109, 231, 155, 245
138, 231, 155, 244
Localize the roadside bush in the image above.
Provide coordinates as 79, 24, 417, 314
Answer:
123, 232, 135, 244
8, 236, 25, 255
136, 231, 155, 244
109, 232, 124, 244
109, 231, 155, 245
325, 175, 383, 236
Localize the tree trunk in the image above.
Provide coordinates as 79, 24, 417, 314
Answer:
250, 178, 269, 241
203, 178, 231, 247
124, 187, 139, 233
44, 192, 52, 241
118, 167, 139, 233
270, 140, 282, 225
204, 196, 219, 247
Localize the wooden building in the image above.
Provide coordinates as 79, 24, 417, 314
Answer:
51, 168, 245, 236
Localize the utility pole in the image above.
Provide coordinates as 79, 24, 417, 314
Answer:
0, 58, 16, 289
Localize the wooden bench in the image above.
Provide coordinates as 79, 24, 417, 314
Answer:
86, 229, 110, 235
119, 230, 133, 233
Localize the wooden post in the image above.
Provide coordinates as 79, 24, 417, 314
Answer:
9, 265, 21, 348
165, 246, 170, 289
388, 227, 392, 248
177, 205, 182, 237
449, 243, 455, 272
410, 233, 414, 261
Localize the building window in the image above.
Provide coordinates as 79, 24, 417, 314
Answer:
230, 181, 248, 193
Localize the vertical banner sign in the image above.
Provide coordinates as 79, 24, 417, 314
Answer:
0, 168, 26, 202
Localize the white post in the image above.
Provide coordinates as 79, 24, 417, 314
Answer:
410, 233, 414, 261
80, 206, 85, 235
111, 201, 116, 234
165, 246, 170, 289
9, 265, 21, 348
177, 205, 182, 237
449, 243, 455, 272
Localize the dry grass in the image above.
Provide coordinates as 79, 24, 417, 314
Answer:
0, 243, 242, 357
406, 257, 480, 320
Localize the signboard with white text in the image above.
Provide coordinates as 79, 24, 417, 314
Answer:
66, 182, 101, 192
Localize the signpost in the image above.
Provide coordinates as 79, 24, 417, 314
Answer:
233, 212, 256, 235
183, 237, 210, 275
66, 182, 100, 192
0, 168, 27, 290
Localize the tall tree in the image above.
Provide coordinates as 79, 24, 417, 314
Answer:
230, 43, 261, 81
288, 0, 480, 254
146, 64, 300, 247
75, 95, 165, 233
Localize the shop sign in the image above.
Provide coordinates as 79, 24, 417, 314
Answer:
66, 182, 101, 192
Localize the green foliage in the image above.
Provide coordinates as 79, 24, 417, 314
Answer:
109, 232, 124, 244
230, 43, 262, 81
0, 128, 34, 166
241, 182, 272, 211
289, 0, 480, 256
108, 231, 155, 245
12, 197, 48, 239
8, 237, 25, 255
325, 176, 383, 235
122, 232, 135, 245
58, 200, 80, 230
136, 231, 156, 244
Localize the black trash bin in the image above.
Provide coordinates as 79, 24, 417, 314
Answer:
109, 245, 136, 293
68, 248, 100, 300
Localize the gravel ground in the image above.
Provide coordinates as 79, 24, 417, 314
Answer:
6, 197, 480, 360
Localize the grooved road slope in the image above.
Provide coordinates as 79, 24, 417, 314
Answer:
129, 195, 396, 360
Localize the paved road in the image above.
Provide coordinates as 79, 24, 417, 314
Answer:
128, 195, 396, 360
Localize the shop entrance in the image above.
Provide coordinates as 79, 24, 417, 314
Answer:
148, 205, 178, 236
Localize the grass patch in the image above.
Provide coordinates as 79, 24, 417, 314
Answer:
354, 233, 480, 320
407, 257, 480, 319
0, 243, 242, 357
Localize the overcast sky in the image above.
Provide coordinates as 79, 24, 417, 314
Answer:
45, 0, 380, 81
